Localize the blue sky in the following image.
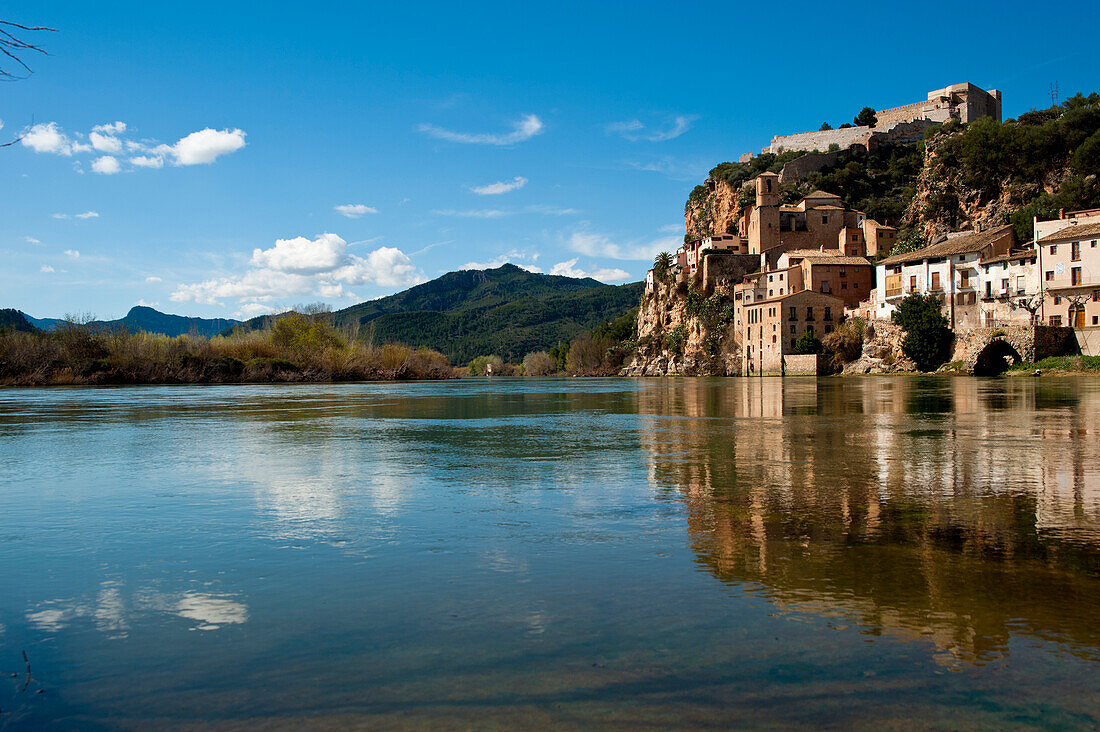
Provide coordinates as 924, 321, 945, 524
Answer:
4, 1, 1098, 319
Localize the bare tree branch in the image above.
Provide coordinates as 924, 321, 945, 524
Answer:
0, 20, 56, 80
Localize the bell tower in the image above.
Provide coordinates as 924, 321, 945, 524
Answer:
749, 172, 781, 254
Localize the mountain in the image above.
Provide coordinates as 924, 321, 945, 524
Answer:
233, 264, 644, 364
0, 309, 37, 332
17, 306, 241, 338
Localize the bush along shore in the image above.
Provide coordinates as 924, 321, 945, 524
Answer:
0, 311, 455, 386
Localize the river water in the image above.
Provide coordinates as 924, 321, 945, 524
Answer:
1, 377, 1098, 728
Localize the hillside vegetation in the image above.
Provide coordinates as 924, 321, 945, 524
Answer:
0, 312, 453, 386
233, 264, 643, 365
685, 93, 1100, 252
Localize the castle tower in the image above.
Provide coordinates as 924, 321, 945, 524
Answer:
749, 172, 780, 255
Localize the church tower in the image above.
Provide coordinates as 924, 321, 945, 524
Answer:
749, 172, 780, 255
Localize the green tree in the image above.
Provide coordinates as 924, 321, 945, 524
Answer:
892, 294, 954, 371
653, 251, 674, 280
793, 332, 823, 355
853, 107, 878, 128
819, 122, 833, 131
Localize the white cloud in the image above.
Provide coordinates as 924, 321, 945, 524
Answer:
172, 234, 423, 306
658, 224, 682, 234
471, 176, 528, 195
567, 230, 681, 261
251, 233, 346, 274
52, 211, 100, 220
89, 132, 123, 153
40, 265, 55, 273
24, 236, 41, 244
129, 155, 164, 168
549, 258, 631, 282
91, 155, 121, 174
92, 121, 127, 135
145, 276, 162, 283
418, 114, 544, 146
607, 115, 696, 142
172, 128, 246, 165
334, 203, 379, 218
64, 249, 80, 258
136, 299, 159, 307
237, 302, 277, 318
21, 122, 74, 155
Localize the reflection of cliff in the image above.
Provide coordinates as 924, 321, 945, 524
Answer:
640, 378, 1100, 664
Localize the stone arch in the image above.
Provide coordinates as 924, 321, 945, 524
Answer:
973, 339, 1022, 376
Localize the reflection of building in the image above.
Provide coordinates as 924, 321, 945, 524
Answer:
638, 378, 1100, 665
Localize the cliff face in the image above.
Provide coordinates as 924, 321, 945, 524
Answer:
903, 131, 1067, 240
621, 275, 740, 376
684, 178, 742, 243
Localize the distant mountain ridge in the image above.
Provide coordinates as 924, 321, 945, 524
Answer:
14, 306, 242, 338
234, 264, 644, 363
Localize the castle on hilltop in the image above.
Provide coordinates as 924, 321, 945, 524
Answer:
755, 82, 1002, 158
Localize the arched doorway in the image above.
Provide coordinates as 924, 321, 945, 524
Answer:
973, 339, 1022, 376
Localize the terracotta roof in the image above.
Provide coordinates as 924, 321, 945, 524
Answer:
803, 190, 841, 199
1036, 221, 1100, 244
783, 248, 844, 258
863, 218, 896, 231
799, 255, 873, 266
981, 248, 1037, 266
810, 205, 845, 210
743, 289, 847, 306
879, 225, 1015, 266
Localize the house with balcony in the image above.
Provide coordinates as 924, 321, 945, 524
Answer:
740, 289, 846, 375
871, 224, 1015, 328
1035, 218, 1100, 330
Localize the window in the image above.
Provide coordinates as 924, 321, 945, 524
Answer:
1094, 316, 1099, 325
768, 290, 773, 297
1093, 290, 1100, 302
789, 306, 797, 321
842, 282, 848, 290
824, 306, 832, 321
779, 273, 784, 280
1046, 271, 1055, 281
1054, 295, 1061, 305
1049, 315, 1062, 326
1093, 240, 1098, 248
772, 335, 776, 344
825, 324, 833, 333
910, 275, 917, 291
806, 307, 815, 321
1072, 267, 1082, 286
820, 282, 831, 293
839, 269, 847, 278
985, 282, 992, 298
807, 325, 815, 336
822, 215, 829, 225
1051, 245, 1057, 255
768, 274, 773, 282
1001, 278, 1009, 291
790, 324, 796, 334
1072, 241, 1081, 261
931, 272, 941, 291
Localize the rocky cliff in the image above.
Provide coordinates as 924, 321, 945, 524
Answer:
621, 273, 740, 376
684, 178, 743, 243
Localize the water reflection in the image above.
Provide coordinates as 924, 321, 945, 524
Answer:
26, 583, 249, 637
640, 377, 1100, 664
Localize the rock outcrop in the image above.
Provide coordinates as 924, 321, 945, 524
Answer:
842, 320, 917, 374
684, 178, 742, 243
621, 273, 740, 377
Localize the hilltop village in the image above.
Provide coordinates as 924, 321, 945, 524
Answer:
626, 82, 1100, 376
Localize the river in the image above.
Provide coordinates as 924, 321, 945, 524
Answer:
1, 377, 1098, 728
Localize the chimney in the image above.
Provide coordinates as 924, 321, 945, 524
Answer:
975, 220, 983, 233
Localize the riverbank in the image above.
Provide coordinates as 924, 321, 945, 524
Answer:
0, 315, 455, 386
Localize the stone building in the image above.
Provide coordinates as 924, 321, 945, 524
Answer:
741, 290, 845, 375
761, 82, 1001, 156
676, 233, 745, 277
742, 173, 896, 262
